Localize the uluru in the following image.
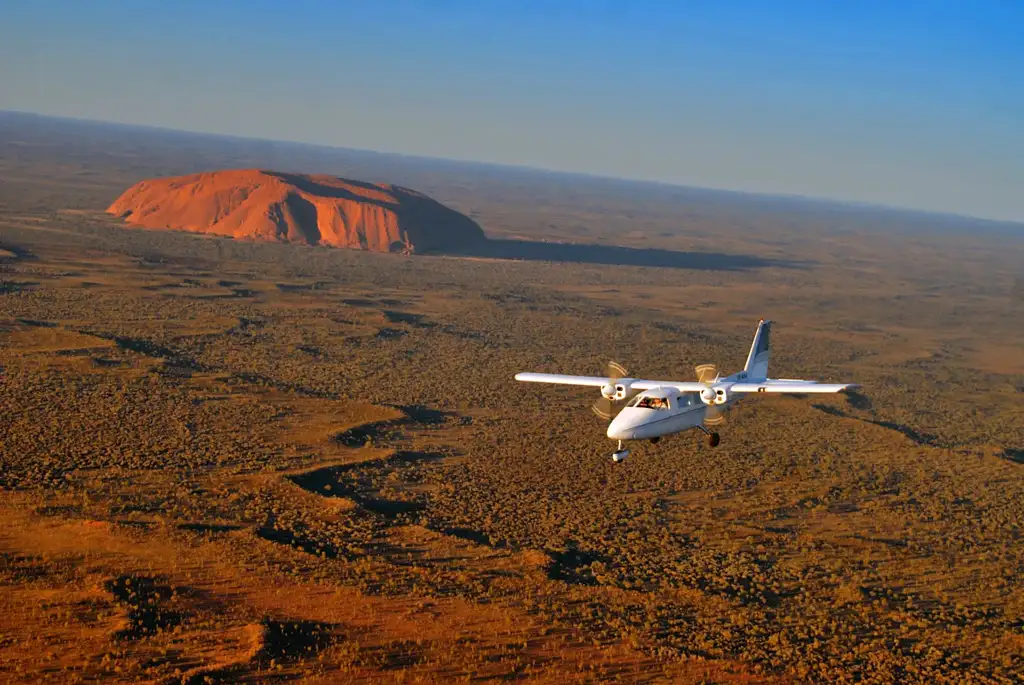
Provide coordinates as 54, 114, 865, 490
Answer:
106, 169, 486, 253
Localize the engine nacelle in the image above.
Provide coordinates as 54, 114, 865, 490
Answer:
700, 385, 729, 405
602, 380, 633, 401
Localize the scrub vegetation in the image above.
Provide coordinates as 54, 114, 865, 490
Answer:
1, 115, 1022, 683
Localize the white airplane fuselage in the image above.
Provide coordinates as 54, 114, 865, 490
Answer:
605, 387, 734, 441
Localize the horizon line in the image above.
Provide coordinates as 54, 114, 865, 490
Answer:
3, 108, 1023, 229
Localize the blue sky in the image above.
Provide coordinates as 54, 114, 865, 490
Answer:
2, 1, 1022, 221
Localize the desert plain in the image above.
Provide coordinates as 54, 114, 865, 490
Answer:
0, 112, 1022, 683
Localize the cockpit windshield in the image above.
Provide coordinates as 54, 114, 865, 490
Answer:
627, 393, 700, 410
630, 395, 670, 410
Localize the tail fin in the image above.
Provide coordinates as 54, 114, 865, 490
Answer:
743, 319, 771, 380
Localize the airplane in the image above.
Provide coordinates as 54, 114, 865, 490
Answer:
515, 319, 860, 462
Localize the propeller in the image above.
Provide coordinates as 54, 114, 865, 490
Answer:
704, 404, 728, 426
695, 364, 728, 426
592, 360, 630, 420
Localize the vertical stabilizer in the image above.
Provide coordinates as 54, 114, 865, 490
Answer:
743, 319, 771, 380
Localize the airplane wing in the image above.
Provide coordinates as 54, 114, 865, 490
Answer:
514, 373, 614, 387
726, 380, 860, 394
515, 373, 858, 394
514, 373, 710, 390
632, 379, 859, 393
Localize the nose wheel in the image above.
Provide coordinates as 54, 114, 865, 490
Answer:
611, 440, 630, 463
697, 425, 721, 448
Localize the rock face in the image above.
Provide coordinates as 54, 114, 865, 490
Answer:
106, 169, 486, 253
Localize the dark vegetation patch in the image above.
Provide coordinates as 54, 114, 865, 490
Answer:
871, 419, 937, 445
15, 317, 55, 327
110, 335, 178, 359
256, 524, 344, 560
0, 553, 54, 584
333, 405, 460, 447
0, 243, 35, 260
34, 504, 84, 518
177, 522, 243, 534
439, 324, 485, 340
141, 282, 186, 291
813, 403, 938, 446
54, 347, 104, 357
375, 327, 407, 340
335, 421, 402, 448
233, 316, 265, 332
545, 546, 607, 586
381, 310, 436, 328
103, 574, 184, 640
288, 450, 446, 523
355, 639, 425, 670
844, 389, 874, 410
276, 281, 331, 292
440, 527, 493, 546
253, 619, 337, 664
224, 371, 337, 398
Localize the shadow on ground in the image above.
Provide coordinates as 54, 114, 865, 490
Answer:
441, 238, 803, 271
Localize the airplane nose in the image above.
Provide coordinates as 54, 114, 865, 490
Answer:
606, 421, 634, 441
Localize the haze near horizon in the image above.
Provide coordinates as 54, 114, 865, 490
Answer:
1, 0, 1021, 222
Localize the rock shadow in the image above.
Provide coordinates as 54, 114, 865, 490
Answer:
443, 238, 804, 271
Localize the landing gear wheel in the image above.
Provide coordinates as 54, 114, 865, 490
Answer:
611, 440, 630, 463
708, 432, 720, 448
649, 436, 661, 445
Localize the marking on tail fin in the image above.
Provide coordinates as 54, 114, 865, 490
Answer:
754, 321, 771, 357
744, 319, 771, 380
